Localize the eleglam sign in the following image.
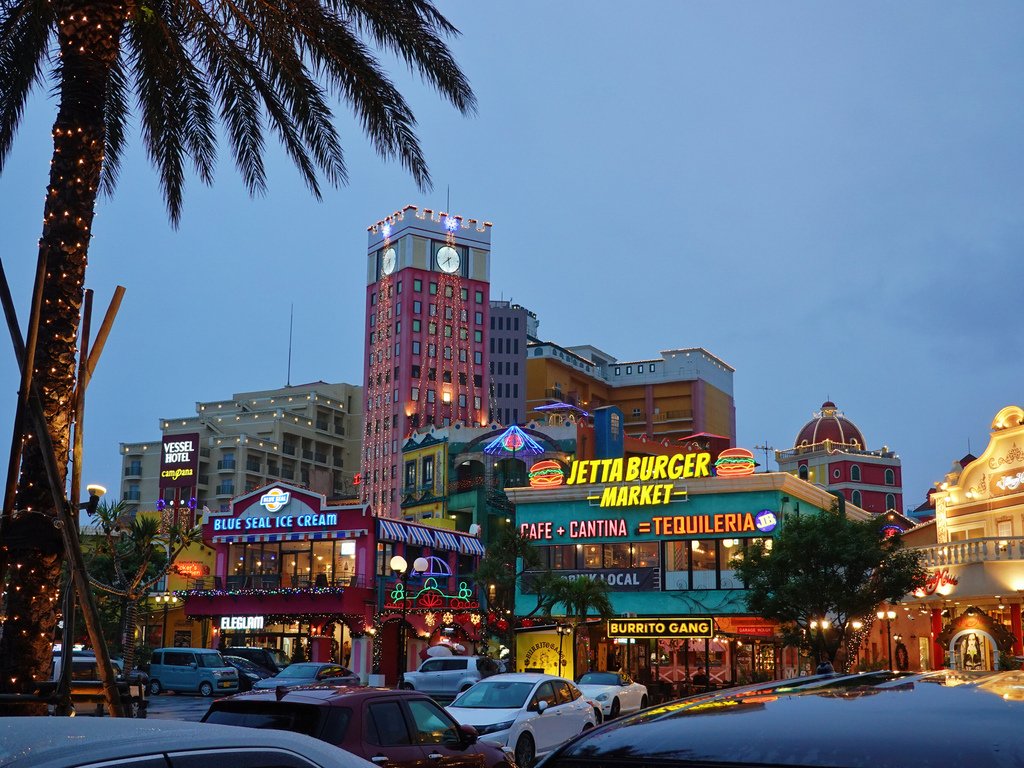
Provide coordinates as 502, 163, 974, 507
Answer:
220, 616, 265, 630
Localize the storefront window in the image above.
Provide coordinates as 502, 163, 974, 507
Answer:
719, 539, 743, 589
282, 541, 312, 587
551, 545, 575, 570
582, 544, 602, 569
377, 542, 395, 576
312, 540, 334, 585
603, 543, 630, 569
632, 543, 659, 568
664, 541, 689, 589
691, 540, 717, 589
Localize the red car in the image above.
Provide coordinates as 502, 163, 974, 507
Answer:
202, 685, 516, 768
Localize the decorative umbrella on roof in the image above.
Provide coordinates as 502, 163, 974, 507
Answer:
483, 425, 546, 456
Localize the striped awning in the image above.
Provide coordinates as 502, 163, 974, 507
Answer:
377, 519, 485, 556
457, 535, 485, 556
212, 528, 367, 544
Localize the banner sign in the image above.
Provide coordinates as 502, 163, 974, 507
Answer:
160, 433, 200, 489
606, 616, 714, 639
524, 568, 658, 592
516, 631, 573, 678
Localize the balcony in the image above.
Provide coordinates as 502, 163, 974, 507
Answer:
245, 460, 261, 472
282, 444, 296, 456
316, 419, 329, 431
184, 573, 371, 591
909, 537, 1024, 568
216, 460, 235, 472
302, 450, 314, 460
653, 409, 693, 422
124, 489, 141, 502
314, 452, 327, 464
215, 484, 234, 497
624, 411, 647, 424
124, 464, 142, 478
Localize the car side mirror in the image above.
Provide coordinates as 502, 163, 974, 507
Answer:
457, 724, 478, 745
537, 700, 549, 714
190, 662, 197, 669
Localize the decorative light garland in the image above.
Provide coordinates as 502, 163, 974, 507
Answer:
176, 585, 349, 599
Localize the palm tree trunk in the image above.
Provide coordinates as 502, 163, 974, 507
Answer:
0, 0, 125, 715
121, 598, 139, 675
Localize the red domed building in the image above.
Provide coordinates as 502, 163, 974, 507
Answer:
775, 401, 904, 515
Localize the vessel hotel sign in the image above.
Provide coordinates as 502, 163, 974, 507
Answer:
607, 616, 714, 639
159, 433, 200, 489
567, 454, 710, 508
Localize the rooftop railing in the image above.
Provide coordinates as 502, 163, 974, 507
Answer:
907, 537, 1024, 567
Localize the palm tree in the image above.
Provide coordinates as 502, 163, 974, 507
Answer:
539, 576, 614, 673
0, 0, 474, 709
86, 500, 201, 674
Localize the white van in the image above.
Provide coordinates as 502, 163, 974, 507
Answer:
148, 648, 238, 696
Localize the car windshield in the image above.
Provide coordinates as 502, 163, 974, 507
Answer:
452, 680, 534, 709
197, 653, 226, 668
578, 672, 619, 686
277, 663, 319, 678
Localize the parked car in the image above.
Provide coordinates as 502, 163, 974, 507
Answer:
447, 673, 597, 768
50, 653, 148, 718
203, 685, 514, 768
224, 655, 274, 692
223, 645, 292, 674
574, 671, 648, 719
401, 656, 501, 697
253, 662, 360, 690
0, 716, 375, 768
536, 670, 1024, 767
148, 647, 239, 696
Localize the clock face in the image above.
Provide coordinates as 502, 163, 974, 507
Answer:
381, 247, 397, 276
436, 246, 461, 274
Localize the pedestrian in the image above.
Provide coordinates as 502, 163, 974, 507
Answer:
815, 660, 835, 674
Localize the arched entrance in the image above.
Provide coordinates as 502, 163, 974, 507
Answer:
949, 629, 998, 671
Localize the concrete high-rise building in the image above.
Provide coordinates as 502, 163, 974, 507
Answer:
488, 301, 536, 426
774, 400, 904, 514
526, 343, 736, 441
362, 206, 492, 517
118, 381, 364, 521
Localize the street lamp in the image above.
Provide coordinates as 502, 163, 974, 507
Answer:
876, 608, 897, 670
809, 618, 830, 666
390, 555, 428, 686
155, 592, 179, 646
556, 624, 572, 676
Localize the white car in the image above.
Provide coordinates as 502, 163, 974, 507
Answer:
446, 672, 597, 767
575, 671, 649, 719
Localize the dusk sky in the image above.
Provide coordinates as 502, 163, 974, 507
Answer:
1, 2, 1022, 509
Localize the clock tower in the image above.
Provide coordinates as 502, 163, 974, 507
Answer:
362, 205, 492, 517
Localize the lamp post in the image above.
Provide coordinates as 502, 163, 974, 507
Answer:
876, 608, 896, 670
390, 555, 428, 687
809, 618, 830, 666
556, 624, 572, 677
155, 592, 179, 646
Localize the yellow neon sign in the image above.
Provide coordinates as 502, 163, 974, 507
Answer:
566, 454, 712, 485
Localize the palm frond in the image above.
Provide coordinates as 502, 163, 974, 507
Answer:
0, 0, 53, 171
98, 50, 131, 197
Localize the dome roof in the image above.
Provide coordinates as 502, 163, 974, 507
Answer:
794, 401, 866, 449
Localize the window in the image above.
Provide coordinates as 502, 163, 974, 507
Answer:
798, 465, 808, 481
461, 287, 468, 300
459, 349, 467, 362
885, 493, 896, 510
423, 456, 434, 487
850, 465, 861, 482
475, 311, 483, 325
430, 303, 437, 316
444, 346, 453, 360
412, 319, 421, 332
427, 389, 436, 403
852, 490, 862, 507
530, 682, 558, 711
414, 279, 422, 292
411, 386, 419, 401
366, 701, 412, 746
406, 699, 459, 746
475, 290, 483, 303
444, 284, 453, 298
412, 341, 421, 355
474, 351, 482, 364
649, 364, 656, 372
413, 301, 422, 314
626, 366, 632, 374
490, 317, 495, 329
615, 367, 621, 375
444, 325, 452, 338
428, 322, 437, 335
404, 462, 416, 489
885, 468, 895, 485
396, 280, 402, 294
429, 282, 438, 295
371, 292, 377, 305
474, 396, 482, 409
474, 330, 483, 342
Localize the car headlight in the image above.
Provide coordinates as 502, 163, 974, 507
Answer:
596, 693, 609, 701
213, 670, 228, 678
475, 719, 515, 735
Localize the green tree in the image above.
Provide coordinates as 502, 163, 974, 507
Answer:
732, 503, 926, 668
86, 500, 201, 673
474, 527, 542, 650
0, 0, 474, 706
539, 575, 614, 673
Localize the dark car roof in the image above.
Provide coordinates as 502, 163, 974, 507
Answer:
543, 671, 1024, 768
0, 717, 371, 768
215, 685, 428, 706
